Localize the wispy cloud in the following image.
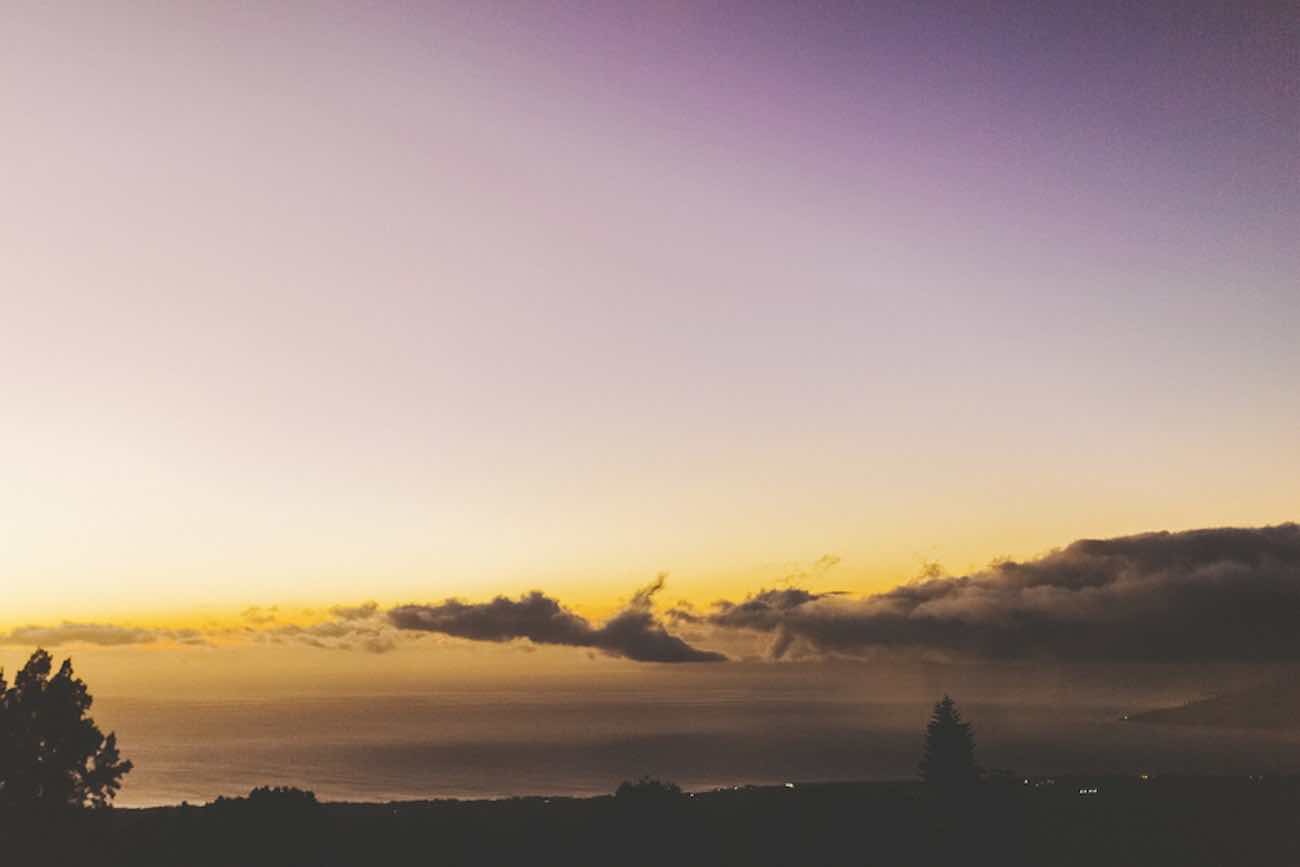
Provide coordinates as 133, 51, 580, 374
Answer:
0, 603, 394, 653
328, 602, 379, 621
259, 601, 396, 653
0, 622, 207, 648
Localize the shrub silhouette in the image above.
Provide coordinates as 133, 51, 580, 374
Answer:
247, 785, 320, 808
210, 786, 322, 816
615, 776, 684, 802
918, 694, 978, 786
0, 648, 133, 810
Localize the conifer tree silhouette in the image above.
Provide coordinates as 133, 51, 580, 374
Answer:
919, 694, 978, 785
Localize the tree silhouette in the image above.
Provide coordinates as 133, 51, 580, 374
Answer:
919, 694, 977, 785
0, 648, 132, 810
247, 785, 320, 808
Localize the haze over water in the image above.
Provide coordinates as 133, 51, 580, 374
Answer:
98, 666, 1300, 807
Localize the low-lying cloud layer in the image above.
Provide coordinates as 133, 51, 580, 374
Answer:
389, 576, 726, 663
0, 606, 396, 654
6, 524, 1298, 665
0, 622, 206, 647
261, 618, 396, 654
693, 524, 1300, 662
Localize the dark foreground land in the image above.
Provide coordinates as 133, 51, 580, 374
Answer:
4, 776, 1299, 867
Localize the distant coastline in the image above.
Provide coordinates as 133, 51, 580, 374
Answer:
1126, 674, 1300, 730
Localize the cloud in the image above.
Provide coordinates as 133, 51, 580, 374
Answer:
167, 628, 210, 647
0, 604, 392, 654
389, 576, 727, 663
264, 602, 397, 653
359, 633, 397, 654
672, 588, 842, 628
0, 622, 212, 649
13, 525, 1295, 665
328, 601, 379, 621
241, 606, 279, 625
0, 622, 160, 647
695, 524, 1300, 663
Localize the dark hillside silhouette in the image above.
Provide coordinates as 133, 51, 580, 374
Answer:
3, 777, 1298, 866
0, 648, 132, 812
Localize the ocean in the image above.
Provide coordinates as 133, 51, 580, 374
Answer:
94, 673, 1300, 807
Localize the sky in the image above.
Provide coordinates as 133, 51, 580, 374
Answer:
0, 1, 1297, 679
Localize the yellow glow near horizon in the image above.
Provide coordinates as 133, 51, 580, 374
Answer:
5, 507, 1297, 633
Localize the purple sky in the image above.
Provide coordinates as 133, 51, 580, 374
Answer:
0, 0, 1296, 621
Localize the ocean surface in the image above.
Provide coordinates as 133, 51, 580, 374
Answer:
95, 681, 1300, 807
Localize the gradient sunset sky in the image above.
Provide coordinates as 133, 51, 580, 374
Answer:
1, 0, 1296, 660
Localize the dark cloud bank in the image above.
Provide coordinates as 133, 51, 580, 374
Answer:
679, 524, 1300, 663
8, 525, 1298, 666
389, 576, 726, 663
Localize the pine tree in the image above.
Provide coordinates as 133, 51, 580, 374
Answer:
918, 694, 978, 785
